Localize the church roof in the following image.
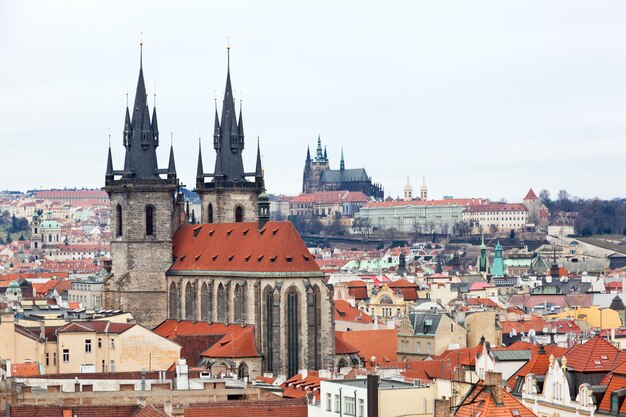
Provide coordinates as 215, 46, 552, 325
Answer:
321, 168, 369, 183
170, 221, 321, 275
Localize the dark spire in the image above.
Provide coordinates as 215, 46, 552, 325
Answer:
106, 136, 114, 181
123, 106, 131, 147
238, 100, 244, 137
167, 133, 176, 179
212, 47, 245, 181
316, 135, 323, 160
340, 147, 345, 171
306, 146, 311, 163
255, 137, 263, 178
324, 145, 328, 161
122, 41, 160, 179
151, 94, 159, 147
196, 137, 204, 180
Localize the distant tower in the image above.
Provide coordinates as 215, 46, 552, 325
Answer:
491, 241, 505, 277
476, 232, 490, 275
420, 177, 428, 200
550, 246, 560, 279
30, 211, 42, 258
302, 135, 330, 194
103, 43, 179, 327
403, 177, 413, 201
523, 188, 540, 225
196, 47, 265, 224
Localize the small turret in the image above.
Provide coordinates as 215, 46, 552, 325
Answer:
340, 147, 345, 172
258, 190, 270, 229
196, 138, 204, 183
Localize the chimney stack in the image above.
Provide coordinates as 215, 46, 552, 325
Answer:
367, 374, 379, 417
484, 371, 503, 405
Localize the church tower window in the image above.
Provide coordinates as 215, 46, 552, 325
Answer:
235, 206, 244, 223
116, 204, 123, 237
264, 287, 274, 373
287, 288, 300, 377
185, 282, 194, 320
145, 205, 155, 236
234, 283, 246, 323
207, 204, 213, 223
169, 282, 179, 320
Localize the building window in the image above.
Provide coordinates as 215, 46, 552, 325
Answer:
45, 353, 49, 366
327, 393, 332, 411
169, 282, 180, 320
201, 282, 211, 322
264, 287, 276, 374
335, 394, 340, 413
63, 349, 70, 363
217, 283, 226, 322
234, 283, 246, 323
85, 339, 92, 353
208, 203, 213, 223
345, 395, 356, 416
427, 342, 431, 354
185, 281, 195, 321
116, 204, 122, 237
97, 338, 102, 349
102, 360, 106, 372
359, 399, 364, 417
110, 360, 116, 372
53, 352, 57, 366
110, 339, 115, 349
235, 206, 244, 222
145, 205, 154, 236
287, 288, 299, 377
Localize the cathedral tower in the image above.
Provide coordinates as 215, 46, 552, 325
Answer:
403, 177, 413, 201
103, 44, 179, 327
196, 49, 265, 224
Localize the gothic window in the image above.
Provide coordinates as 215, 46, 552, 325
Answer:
116, 204, 123, 237
307, 285, 322, 370
217, 283, 226, 322
201, 282, 211, 322
264, 287, 274, 373
287, 288, 299, 377
145, 205, 155, 236
238, 362, 249, 380
185, 282, 194, 320
207, 203, 213, 223
235, 206, 244, 223
234, 284, 246, 323
169, 282, 179, 320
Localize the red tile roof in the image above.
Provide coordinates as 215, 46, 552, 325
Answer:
334, 300, 373, 324
58, 321, 134, 334
0, 405, 140, 417
200, 326, 260, 358
455, 384, 536, 417
281, 371, 326, 400
505, 343, 569, 389
564, 336, 626, 373
184, 399, 308, 417
524, 188, 539, 200
464, 203, 528, 213
10, 362, 41, 377
466, 298, 500, 308
388, 279, 419, 301
336, 329, 397, 365
335, 333, 360, 354
170, 222, 320, 274
364, 198, 485, 208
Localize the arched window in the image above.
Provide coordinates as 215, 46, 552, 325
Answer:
235, 206, 244, 223
201, 282, 211, 322
307, 285, 322, 370
169, 282, 179, 320
234, 284, 246, 323
264, 287, 274, 373
287, 288, 299, 377
185, 282, 194, 320
34, 227, 38, 234
238, 362, 249, 380
145, 205, 154, 236
207, 204, 213, 223
116, 204, 123, 237
217, 283, 226, 322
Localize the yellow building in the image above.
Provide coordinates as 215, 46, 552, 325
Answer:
546, 306, 621, 330
360, 284, 411, 321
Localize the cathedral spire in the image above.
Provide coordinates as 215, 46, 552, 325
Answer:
167, 133, 176, 179
340, 147, 345, 171
255, 137, 263, 178
106, 136, 114, 181
324, 145, 328, 161
316, 135, 323, 160
306, 146, 311, 163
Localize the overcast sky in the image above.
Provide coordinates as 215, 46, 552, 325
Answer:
1, 1, 625, 201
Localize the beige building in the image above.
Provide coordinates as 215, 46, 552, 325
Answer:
464, 311, 502, 347
397, 312, 467, 360
463, 203, 528, 233
0, 313, 180, 375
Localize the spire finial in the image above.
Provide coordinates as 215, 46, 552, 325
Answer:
139, 32, 144, 68
226, 36, 231, 72
125, 85, 129, 107
170, 132, 173, 146
153, 84, 157, 107
108, 132, 111, 147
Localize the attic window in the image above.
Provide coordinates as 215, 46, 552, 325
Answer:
259, 227, 266, 235
228, 255, 235, 262
193, 226, 202, 238
179, 255, 186, 262
243, 228, 249, 236
226, 228, 234, 236
601, 355, 608, 360
302, 255, 309, 261
258, 255, 264, 262
195, 255, 201, 261
285, 256, 293, 262
270, 256, 277, 263
245, 255, 251, 262
212, 255, 218, 261
594, 360, 602, 365
209, 229, 215, 236
272, 228, 279, 235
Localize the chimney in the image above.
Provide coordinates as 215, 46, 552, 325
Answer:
367, 374, 379, 417
433, 399, 450, 417
484, 371, 503, 404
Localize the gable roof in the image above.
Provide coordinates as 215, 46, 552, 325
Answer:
200, 326, 260, 358
335, 329, 397, 365
565, 336, 626, 373
334, 300, 373, 324
524, 188, 539, 200
455, 383, 536, 417
170, 222, 321, 276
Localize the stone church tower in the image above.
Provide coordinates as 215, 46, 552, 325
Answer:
103, 45, 180, 327
196, 50, 265, 224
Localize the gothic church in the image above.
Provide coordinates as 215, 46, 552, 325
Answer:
103, 46, 335, 377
